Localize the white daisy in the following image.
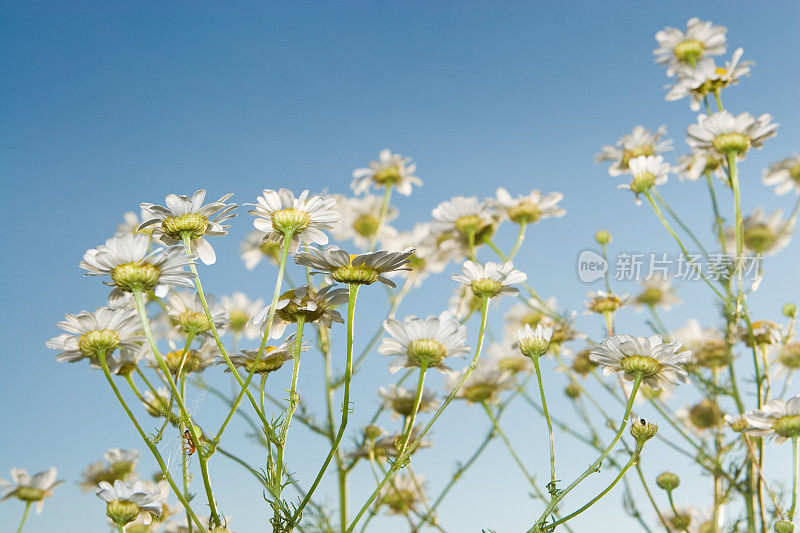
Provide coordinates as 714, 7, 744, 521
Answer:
486, 341, 532, 374
671, 319, 727, 370
633, 275, 681, 311
488, 187, 566, 224
665, 48, 753, 111
446, 361, 515, 404
776, 341, 800, 377
585, 290, 628, 315
450, 260, 526, 298
351, 148, 422, 196
654, 18, 727, 76
619, 155, 670, 201
224, 334, 306, 375
0, 467, 63, 513
239, 230, 282, 270
762, 154, 800, 196
381, 223, 448, 287
248, 189, 340, 254
294, 245, 413, 287
431, 196, 497, 258
165, 291, 228, 338
142, 387, 171, 418
517, 323, 553, 358
686, 111, 778, 158
96, 479, 165, 526
332, 194, 399, 249
115, 208, 155, 237
740, 319, 783, 347
143, 338, 220, 375
348, 427, 431, 460
378, 473, 428, 515
744, 395, 800, 444
675, 399, 724, 434
596, 125, 673, 177
675, 149, 727, 183
589, 334, 691, 390
138, 190, 236, 265
249, 284, 348, 339
221, 292, 264, 339
80, 233, 195, 301
723, 207, 792, 256
379, 312, 470, 372
377, 384, 438, 418
47, 306, 143, 364
79, 449, 139, 491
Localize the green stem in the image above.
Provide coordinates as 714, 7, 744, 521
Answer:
482, 403, 537, 488
395, 364, 429, 460
532, 355, 557, 489
508, 221, 528, 260
652, 188, 710, 260
791, 436, 799, 521
369, 184, 394, 251
180, 376, 192, 533
714, 89, 724, 111
97, 349, 207, 532
291, 284, 360, 526
667, 490, 691, 533
15, 502, 31, 533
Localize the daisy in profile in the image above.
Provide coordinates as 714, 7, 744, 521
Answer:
585, 290, 628, 315
686, 110, 777, 159
144, 338, 220, 375
165, 291, 229, 338
744, 395, 800, 444
248, 189, 340, 253
450, 260, 526, 299
47, 306, 143, 365
224, 334, 305, 375
488, 187, 566, 224
221, 292, 264, 340
723, 207, 792, 256
665, 48, 753, 111
138, 189, 237, 265
619, 155, 670, 202
775, 341, 800, 378
653, 18, 727, 75
662, 505, 715, 533
487, 341, 532, 374
79, 449, 139, 491
80, 233, 195, 300
596, 125, 673, 177
378, 473, 428, 516
348, 427, 431, 461
590, 334, 691, 390
239, 230, 282, 270
381, 223, 448, 287
676, 399, 725, 435
431, 196, 498, 259
675, 149, 727, 183
446, 362, 515, 404
378, 384, 438, 418
249, 284, 348, 338
351, 148, 421, 196
294, 245, 413, 287
762, 154, 800, 196
633, 275, 681, 311
332, 194, 399, 249
115, 208, 155, 237
1, 467, 63, 513
379, 312, 470, 372
96, 479, 165, 527
740, 319, 782, 348
671, 319, 727, 370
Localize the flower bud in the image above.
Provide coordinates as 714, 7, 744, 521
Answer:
564, 384, 581, 399
783, 303, 797, 318
517, 324, 553, 359
364, 425, 383, 441
594, 230, 612, 245
629, 417, 658, 444
775, 521, 795, 533
656, 471, 680, 492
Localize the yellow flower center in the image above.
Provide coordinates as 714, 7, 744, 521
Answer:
228, 310, 250, 332
471, 278, 503, 297
462, 383, 500, 404
630, 171, 657, 194
589, 294, 624, 314
15, 487, 48, 502
164, 349, 203, 374
621, 145, 654, 167
331, 255, 379, 285
508, 201, 541, 224
106, 499, 141, 526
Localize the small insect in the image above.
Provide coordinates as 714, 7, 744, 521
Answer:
182, 429, 197, 457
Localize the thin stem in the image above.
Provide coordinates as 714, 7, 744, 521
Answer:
791, 436, 799, 521
532, 355, 557, 489
667, 491, 691, 533
482, 402, 537, 488
395, 364, 429, 460
508, 221, 528, 260
291, 284, 360, 526
15, 502, 31, 533
652, 188, 710, 260
369, 184, 394, 251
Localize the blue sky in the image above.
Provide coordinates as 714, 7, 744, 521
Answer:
1, 1, 799, 531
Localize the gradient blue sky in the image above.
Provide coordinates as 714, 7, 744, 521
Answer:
1, 2, 799, 532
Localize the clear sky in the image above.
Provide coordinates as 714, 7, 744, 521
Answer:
1, 1, 799, 532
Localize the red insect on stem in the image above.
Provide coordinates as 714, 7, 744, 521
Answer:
182, 429, 197, 457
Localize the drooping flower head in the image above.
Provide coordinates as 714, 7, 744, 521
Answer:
332, 194, 399, 249
488, 187, 566, 224
79, 449, 139, 491
379, 312, 470, 372
653, 18, 727, 76
763, 154, 800, 196
165, 291, 229, 338
687, 111, 777, 159
249, 284, 348, 339
596, 125, 673, 177
0, 467, 63, 513
221, 292, 264, 340
351, 149, 422, 196
294, 245, 413, 287
249, 189, 340, 253
451, 260, 526, 299
666, 48, 753, 111
378, 384, 438, 418
378, 473, 428, 515
47, 306, 143, 365
744, 395, 800, 444
96, 480, 165, 526
431, 196, 498, 258
224, 334, 306, 375
634, 275, 681, 311
723, 207, 792, 256
138, 190, 237, 265
80, 233, 195, 300
590, 334, 691, 390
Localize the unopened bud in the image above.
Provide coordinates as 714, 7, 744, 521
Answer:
595, 230, 612, 245
656, 471, 680, 492
783, 303, 797, 318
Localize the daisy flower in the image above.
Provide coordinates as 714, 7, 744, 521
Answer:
665, 48, 752, 111
596, 125, 673, 177
762, 154, 800, 196
585, 290, 628, 315
686, 111, 778, 158
0, 467, 63, 513
144, 338, 220, 375
671, 319, 727, 370
740, 319, 783, 348
675, 149, 727, 183
744, 395, 800, 444
332, 194, 399, 249
221, 292, 264, 340
294, 245, 413, 287
431, 196, 497, 258
447, 283, 489, 321
80, 233, 195, 301
381, 223, 448, 287
351, 148, 421, 196
348, 427, 431, 461
446, 362, 515, 404
619, 155, 670, 201
249, 284, 348, 338
96, 479, 165, 526
589, 334, 691, 390
47, 306, 143, 364
662, 506, 715, 533
676, 399, 724, 434
377, 384, 438, 418
141, 387, 171, 418
633, 275, 681, 311
486, 341, 532, 374
379, 312, 470, 372
165, 291, 228, 338
79, 449, 139, 491
775, 341, 800, 378
239, 230, 282, 270
138, 190, 236, 265
517, 324, 553, 358
378, 473, 428, 515
115, 208, 155, 237
488, 187, 566, 224
450, 260, 526, 298
653, 18, 727, 76
248, 189, 340, 253
224, 334, 306, 375
723, 207, 792, 256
